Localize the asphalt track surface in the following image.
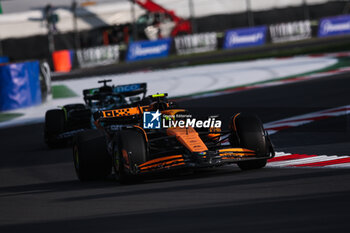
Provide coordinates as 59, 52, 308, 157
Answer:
0, 72, 350, 232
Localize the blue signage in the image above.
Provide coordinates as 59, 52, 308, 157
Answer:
223, 26, 267, 49
0, 61, 41, 111
143, 110, 161, 129
318, 15, 350, 37
0, 56, 9, 64
127, 39, 172, 62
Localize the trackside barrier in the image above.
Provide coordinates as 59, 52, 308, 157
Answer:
0, 56, 9, 64
76, 45, 120, 68
0, 61, 42, 111
223, 26, 267, 50
41, 14, 350, 73
270, 20, 312, 43
52, 50, 74, 72
318, 14, 350, 37
126, 38, 172, 62
39, 61, 52, 102
174, 32, 218, 55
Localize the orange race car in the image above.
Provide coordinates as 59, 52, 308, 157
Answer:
72, 93, 275, 183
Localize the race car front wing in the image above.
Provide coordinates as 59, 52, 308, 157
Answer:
136, 148, 274, 174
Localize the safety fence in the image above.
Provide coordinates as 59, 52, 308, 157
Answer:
50, 13, 350, 71
3, 14, 349, 111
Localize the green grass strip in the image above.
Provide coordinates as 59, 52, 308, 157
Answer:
0, 113, 24, 122
52, 85, 78, 99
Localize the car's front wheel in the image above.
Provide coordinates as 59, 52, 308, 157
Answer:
73, 129, 112, 181
44, 109, 66, 148
229, 113, 273, 170
113, 129, 148, 184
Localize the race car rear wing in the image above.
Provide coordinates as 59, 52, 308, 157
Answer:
83, 83, 147, 98
83, 82, 147, 106
93, 92, 171, 125
113, 83, 147, 98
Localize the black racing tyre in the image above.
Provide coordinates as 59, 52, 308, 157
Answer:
69, 109, 92, 129
229, 113, 269, 170
44, 109, 66, 148
63, 103, 85, 112
73, 129, 112, 181
113, 129, 148, 184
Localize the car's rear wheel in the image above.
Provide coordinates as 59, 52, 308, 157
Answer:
229, 113, 272, 170
44, 109, 66, 148
113, 129, 148, 184
63, 103, 85, 112
69, 109, 92, 129
63, 103, 91, 129
73, 129, 112, 181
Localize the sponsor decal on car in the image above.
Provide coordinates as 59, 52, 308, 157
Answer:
143, 111, 222, 129
114, 84, 141, 93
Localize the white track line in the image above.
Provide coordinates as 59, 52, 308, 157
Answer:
267, 155, 343, 167
267, 152, 350, 168
324, 163, 350, 168
274, 152, 292, 157
264, 105, 350, 135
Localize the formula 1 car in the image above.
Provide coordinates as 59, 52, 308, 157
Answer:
44, 80, 147, 148
73, 93, 275, 183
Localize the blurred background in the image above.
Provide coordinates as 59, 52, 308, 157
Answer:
1, 0, 350, 64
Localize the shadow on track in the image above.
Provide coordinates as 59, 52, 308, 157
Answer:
56, 168, 350, 202
1, 189, 350, 233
